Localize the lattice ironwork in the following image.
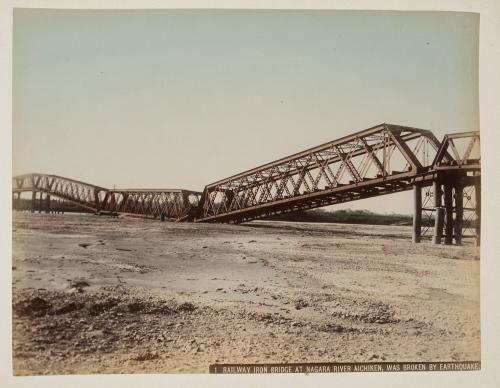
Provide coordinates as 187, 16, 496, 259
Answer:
12, 125, 481, 243
196, 123, 442, 223
421, 185, 435, 238
433, 132, 480, 170
461, 184, 479, 239
12, 174, 201, 221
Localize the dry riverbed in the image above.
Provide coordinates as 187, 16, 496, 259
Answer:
11, 213, 480, 374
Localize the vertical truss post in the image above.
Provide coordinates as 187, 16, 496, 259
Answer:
181, 192, 189, 207
45, 194, 51, 213
454, 184, 463, 245
475, 181, 481, 246
412, 183, 422, 243
443, 182, 454, 245
31, 190, 36, 213
38, 192, 43, 213
433, 180, 444, 244
225, 190, 235, 211
94, 189, 101, 214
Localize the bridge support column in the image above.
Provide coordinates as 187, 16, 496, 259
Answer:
38, 192, 43, 213
433, 180, 444, 244
454, 184, 463, 245
443, 183, 453, 245
412, 184, 422, 243
45, 194, 51, 213
12, 193, 20, 211
31, 191, 36, 213
475, 181, 481, 246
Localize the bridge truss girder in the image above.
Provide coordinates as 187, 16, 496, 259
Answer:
12, 124, 481, 245
12, 173, 201, 221
196, 123, 443, 223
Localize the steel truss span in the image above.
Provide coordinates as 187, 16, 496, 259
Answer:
12, 123, 481, 244
197, 124, 450, 222
12, 174, 201, 221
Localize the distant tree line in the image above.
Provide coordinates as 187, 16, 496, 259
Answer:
268, 208, 413, 226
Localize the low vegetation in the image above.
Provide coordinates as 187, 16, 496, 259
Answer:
269, 208, 413, 226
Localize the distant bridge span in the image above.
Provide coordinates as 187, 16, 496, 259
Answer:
12, 123, 480, 244
12, 174, 201, 221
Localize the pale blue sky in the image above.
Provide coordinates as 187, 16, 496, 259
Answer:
13, 9, 479, 214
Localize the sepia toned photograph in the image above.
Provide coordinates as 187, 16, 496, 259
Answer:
9, 6, 485, 377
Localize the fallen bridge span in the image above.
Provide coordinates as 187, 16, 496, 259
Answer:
12, 174, 201, 221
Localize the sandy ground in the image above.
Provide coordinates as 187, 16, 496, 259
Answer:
11, 212, 480, 374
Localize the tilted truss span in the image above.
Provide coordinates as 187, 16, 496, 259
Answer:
12, 173, 201, 221
196, 124, 456, 223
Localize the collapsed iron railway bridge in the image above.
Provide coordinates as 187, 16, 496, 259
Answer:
12, 123, 481, 245
12, 174, 202, 221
